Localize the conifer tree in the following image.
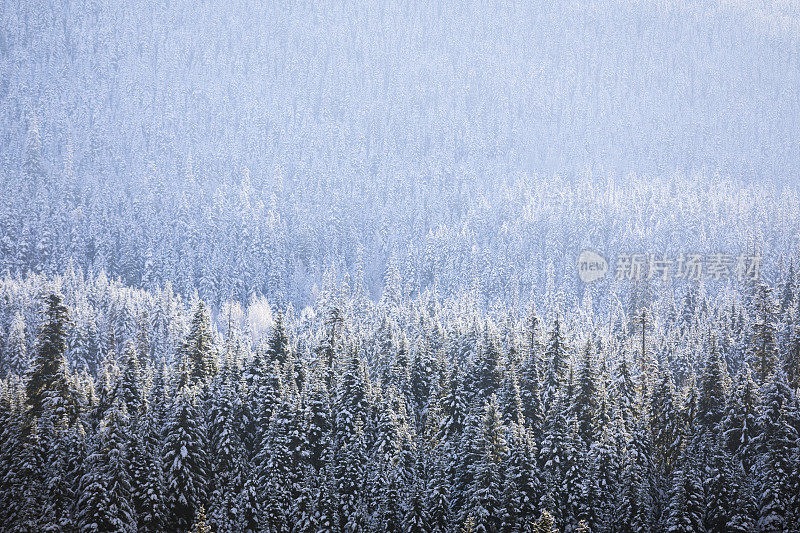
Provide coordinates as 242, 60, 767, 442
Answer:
498, 364, 524, 427
163, 387, 209, 531
467, 395, 507, 533
77, 398, 136, 533
664, 443, 703, 533
723, 363, 760, 473
182, 301, 217, 386
266, 310, 290, 366
697, 336, 728, 434
542, 318, 567, 415
756, 370, 799, 532
573, 340, 599, 447
749, 283, 779, 384
519, 349, 544, 440
26, 294, 72, 422
614, 349, 638, 433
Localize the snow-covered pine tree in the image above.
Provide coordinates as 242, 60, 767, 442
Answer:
163, 386, 209, 531
542, 318, 567, 416
573, 340, 599, 448
77, 398, 136, 533
26, 293, 72, 423
181, 301, 217, 386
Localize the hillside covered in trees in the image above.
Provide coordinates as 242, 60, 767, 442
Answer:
2, 0, 800, 531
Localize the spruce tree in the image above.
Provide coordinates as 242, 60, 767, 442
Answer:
542, 318, 567, 415
182, 301, 217, 386
266, 310, 290, 366
26, 294, 72, 422
519, 349, 545, 440
749, 283, 779, 384
697, 336, 728, 434
163, 387, 209, 531
77, 398, 136, 533
573, 340, 599, 447
467, 395, 507, 533
723, 363, 760, 474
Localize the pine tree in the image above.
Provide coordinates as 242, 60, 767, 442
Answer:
5, 312, 28, 376
474, 331, 502, 402
26, 294, 72, 422
182, 301, 217, 386
697, 336, 728, 434
531, 510, 558, 533
335, 414, 368, 533
163, 388, 209, 531
538, 391, 573, 529
756, 370, 799, 532
77, 398, 136, 533
189, 506, 211, 533
207, 368, 244, 531
266, 310, 290, 366
519, 349, 544, 440
439, 366, 468, 442
427, 452, 452, 533
307, 377, 333, 470
119, 342, 144, 417
664, 443, 703, 533
614, 349, 638, 434
542, 318, 568, 415
498, 364, 524, 427
573, 340, 599, 447
723, 363, 760, 473
467, 395, 507, 533
23, 118, 46, 184
502, 425, 541, 531
589, 420, 620, 531
704, 436, 752, 533
616, 415, 655, 533
409, 346, 434, 428
404, 479, 429, 532
749, 283, 779, 384
650, 365, 681, 477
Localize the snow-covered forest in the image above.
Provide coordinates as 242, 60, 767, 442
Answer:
1, 0, 800, 531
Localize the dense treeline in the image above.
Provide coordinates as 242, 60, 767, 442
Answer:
2, 150, 799, 310
2, 0, 800, 310
1, 270, 798, 532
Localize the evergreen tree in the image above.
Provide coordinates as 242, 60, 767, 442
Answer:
77, 398, 136, 533
723, 363, 761, 473
614, 349, 638, 434
697, 336, 728, 434
23, 118, 46, 184
182, 301, 217, 386
119, 342, 144, 417
664, 443, 703, 533
5, 312, 28, 377
474, 332, 502, 402
756, 370, 799, 532
498, 364, 524, 428
163, 388, 209, 531
467, 395, 507, 533
531, 510, 558, 533
573, 340, 599, 447
26, 294, 72, 422
542, 318, 568, 415
266, 310, 290, 366
749, 283, 779, 384
650, 365, 681, 477
502, 425, 541, 531
519, 349, 545, 440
